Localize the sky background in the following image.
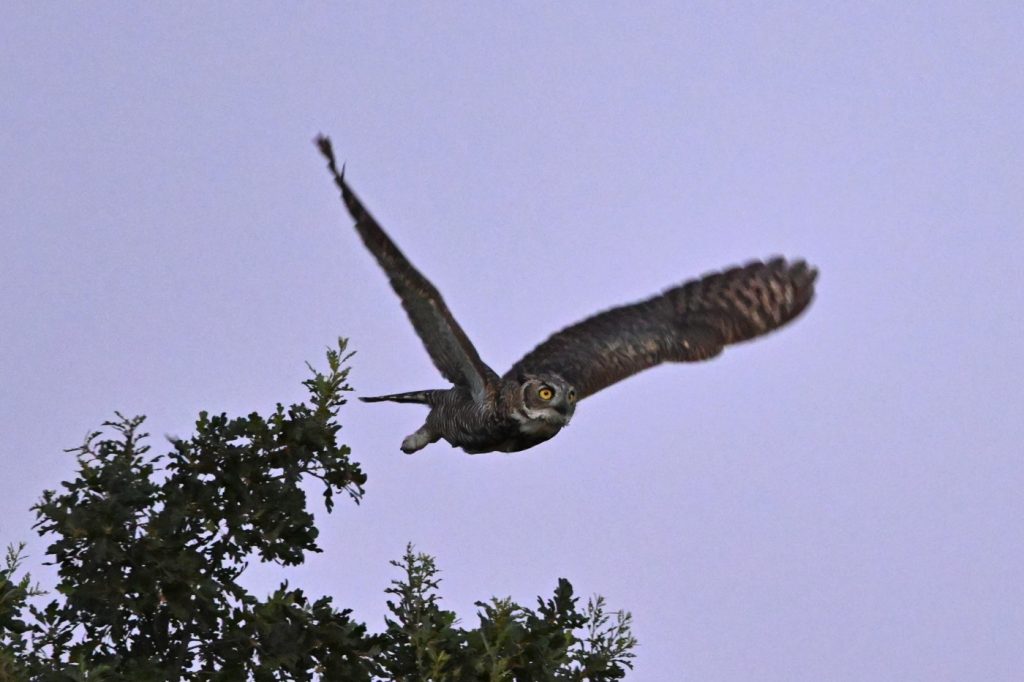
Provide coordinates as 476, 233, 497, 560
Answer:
2, 3, 1022, 679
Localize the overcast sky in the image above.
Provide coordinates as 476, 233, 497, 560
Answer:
3, 3, 1022, 679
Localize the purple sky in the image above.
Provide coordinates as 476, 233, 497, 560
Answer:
3, 3, 1022, 679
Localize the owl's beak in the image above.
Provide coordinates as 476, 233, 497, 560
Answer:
556, 405, 572, 425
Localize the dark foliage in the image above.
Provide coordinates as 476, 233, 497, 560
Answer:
0, 340, 635, 680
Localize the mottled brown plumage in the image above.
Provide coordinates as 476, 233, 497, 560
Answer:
316, 136, 817, 454
507, 258, 817, 399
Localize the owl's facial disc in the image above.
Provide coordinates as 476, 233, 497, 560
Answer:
521, 376, 576, 425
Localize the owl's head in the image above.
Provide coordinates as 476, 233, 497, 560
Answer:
519, 374, 577, 425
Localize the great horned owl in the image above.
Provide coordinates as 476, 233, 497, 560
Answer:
316, 137, 817, 455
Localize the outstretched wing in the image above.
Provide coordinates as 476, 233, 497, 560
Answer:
506, 258, 817, 400
316, 136, 498, 398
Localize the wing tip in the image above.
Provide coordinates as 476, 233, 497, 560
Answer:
757, 256, 819, 299
316, 133, 365, 221
315, 133, 347, 184
314, 133, 337, 170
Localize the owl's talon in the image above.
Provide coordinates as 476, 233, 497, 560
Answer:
401, 426, 437, 454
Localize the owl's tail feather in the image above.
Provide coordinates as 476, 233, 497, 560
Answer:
360, 390, 435, 405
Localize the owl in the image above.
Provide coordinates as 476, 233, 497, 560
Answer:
316, 136, 817, 454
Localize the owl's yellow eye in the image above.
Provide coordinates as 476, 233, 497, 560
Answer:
567, 389, 576, 403
538, 387, 554, 401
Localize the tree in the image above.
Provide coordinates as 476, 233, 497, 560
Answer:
0, 340, 636, 680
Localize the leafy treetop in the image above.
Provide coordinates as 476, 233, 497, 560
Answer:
0, 339, 635, 680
